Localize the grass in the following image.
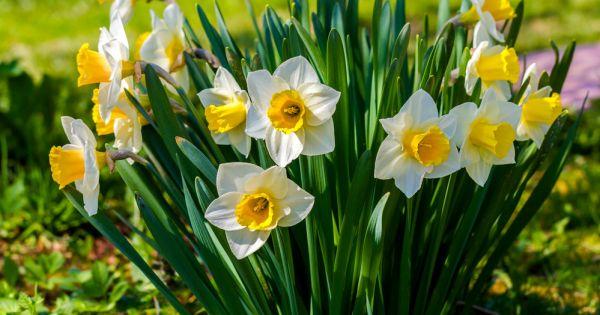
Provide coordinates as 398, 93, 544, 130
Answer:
1, 0, 599, 77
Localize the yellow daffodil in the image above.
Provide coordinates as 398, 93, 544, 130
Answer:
139, 3, 189, 91
77, 12, 134, 123
92, 89, 146, 157
449, 89, 521, 186
49, 117, 105, 215
466, 41, 520, 99
198, 67, 252, 156
205, 163, 314, 259
246, 56, 340, 167
516, 63, 563, 147
375, 90, 460, 197
460, 0, 516, 24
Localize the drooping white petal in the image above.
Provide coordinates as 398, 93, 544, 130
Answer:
265, 127, 305, 167
274, 56, 320, 90
298, 82, 340, 126
466, 160, 492, 186
449, 102, 478, 145
393, 158, 427, 198
277, 180, 315, 227
226, 229, 271, 259
228, 124, 251, 157
171, 67, 190, 92
243, 166, 289, 199
205, 192, 245, 231
301, 119, 335, 156
245, 105, 271, 139
426, 146, 461, 179
459, 142, 481, 167
212, 132, 230, 145
374, 136, 406, 180
400, 89, 439, 124
216, 162, 264, 195
493, 145, 516, 165
82, 144, 100, 191
77, 184, 100, 216
247, 70, 289, 112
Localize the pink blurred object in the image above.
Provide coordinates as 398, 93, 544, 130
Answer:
521, 43, 600, 110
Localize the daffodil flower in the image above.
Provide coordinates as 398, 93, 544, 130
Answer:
465, 41, 520, 99
460, 0, 516, 24
49, 117, 106, 215
92, 89, 147, 158
198, 67, 251, 156
139, 3, 189, 91
516, 63, 563, 148
77, 13, 134, 122
374, 90, 460, 197
472, 6, 505, 44
246, 56, 340, 167
449, 89, 521, 186
204, 162, 314, 259
110, 0, 135, 23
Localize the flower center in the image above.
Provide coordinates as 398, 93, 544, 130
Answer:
402, 126, 451, 166
49, 146, 106, 189
476, 47, 520, 85
205, 100, 247, 133
469, 118, 516, 158
166, 37, 185, 72
77, 43, 135, 87
268, 90, 306, 134
522, 93, 562, 125
235, 193, 275, 231
460, 0, 516, 23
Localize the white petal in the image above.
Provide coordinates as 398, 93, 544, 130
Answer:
465, 42, 487, 95
265, 127, 305, 167
244, 166, 288, 199
466, 160, 492, 186
216, 162, 264, 195
400, 89, 439, 123
426, 146, 460, 179
226, 229, 270, 259
438, 113, 457, 139
301, 119, 335, 156
298, 82, 340, 126
449, 102, 478, 145
473, 11, 504, 47
523, 63, 540, 92
62, 117, 96, 148
111, 0, 134, 24
205, 192, 245, 231
139, 29, 172, 70
198, 88, 232, 108
109, 11, 129, 54
78, 184, 100, 216
82, 144, 100, 191
213, 67, 242, 93
163, 3, 184, 32
212, 132, 230, 145
228, 125, 251, 157
172, 67, 189, 92
374, 136, 406, 180
380, 112, 412, 140
459, 142, 481, 167
277, 180, 315, 227
393, 158, 427, 198
245, 105, 271, 139
247, 70, 289, 112
493, 145, 516, 165
274, 56, 319, 89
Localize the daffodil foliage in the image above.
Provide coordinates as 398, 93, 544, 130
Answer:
56, 0, 580, 314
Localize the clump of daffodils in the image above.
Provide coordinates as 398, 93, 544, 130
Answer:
51, 0, 577, 313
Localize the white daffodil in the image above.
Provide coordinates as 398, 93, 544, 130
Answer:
77, 12, 134, 122
198, 67, 252, 156
110, 0, 135, 23
205, 163, 315, 259
465, 41, 520, 99
139, 3, 189, 91
472, 7, 505, 45
246, 56, 340, 167
92, 88, 147, 158
49, 117, 106, 215
516, 63, 563, 148
449, 89, 521, 186
374, 90, 460, 197
460, 0, 516, 24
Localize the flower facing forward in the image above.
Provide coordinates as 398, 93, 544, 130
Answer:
92, 89, 147, 156
49, 117, 106, 215
139, 3, 189, 91
516, 63, 563, 148
374, 90, 460, 197
460, 0, 516, 24
449, 89, 521, 186
198, 67, 251, 156
246, 56, 340, 167
205, 163, 314, 259
465, 41, 520, 99
77, 12, 134, 122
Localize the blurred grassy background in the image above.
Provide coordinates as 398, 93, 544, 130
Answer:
1, 0, 599, 77
0, 0, 599, 313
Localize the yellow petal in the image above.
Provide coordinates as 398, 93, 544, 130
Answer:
49, 146, 106, 189
469, 118, 515, 158
235, 192, 276, 231
403, 125, 451, 166
134, 32, 151, 61
205, 101, 247, 133
77, 43, 112, 87
460, 0, 516, 23
476, 47, 520, 85
522, 93, 562, 125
